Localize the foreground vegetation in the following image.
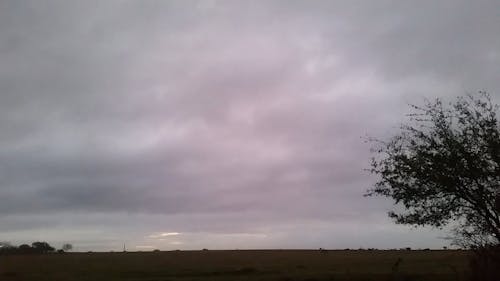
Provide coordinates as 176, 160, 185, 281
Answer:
0, 249, 469, 281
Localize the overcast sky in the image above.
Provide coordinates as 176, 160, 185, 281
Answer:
0, 0, 499, 251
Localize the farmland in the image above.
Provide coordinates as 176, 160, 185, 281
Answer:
0, 249, 469, 281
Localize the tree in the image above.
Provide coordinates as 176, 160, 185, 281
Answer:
18, 244, 33, 254
367, 92, 499, 248
31, 241, 55, 254
62, 243, 73, 252
0, 242, 16, 254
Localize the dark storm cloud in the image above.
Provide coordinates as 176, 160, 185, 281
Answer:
0, 0, 498, 249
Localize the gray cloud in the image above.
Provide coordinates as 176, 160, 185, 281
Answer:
0, 0, 498, 250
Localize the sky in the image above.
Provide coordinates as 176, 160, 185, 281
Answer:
0, 0, 499, 251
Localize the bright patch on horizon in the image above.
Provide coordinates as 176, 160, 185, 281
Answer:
148, 232, 181, 238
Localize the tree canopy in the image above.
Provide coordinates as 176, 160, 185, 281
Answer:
62, 243, 73, 252
0, 241, 56, 255
367, 92, 500, 248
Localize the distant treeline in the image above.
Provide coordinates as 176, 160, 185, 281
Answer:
0, 241, 72, 254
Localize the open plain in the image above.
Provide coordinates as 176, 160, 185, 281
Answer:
0, 250, 469, 281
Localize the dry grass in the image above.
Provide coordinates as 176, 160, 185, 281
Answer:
0, 249, 470, 281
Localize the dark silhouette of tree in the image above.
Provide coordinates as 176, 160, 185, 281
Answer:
0, 242, 17, 254
31, 241, 55, 254
62, 243, 73, 252
367, 92, 499, 248
0, 241, 60, 255
18, 244, 33, 254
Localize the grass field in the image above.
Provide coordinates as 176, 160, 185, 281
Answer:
0, 250, 470, 281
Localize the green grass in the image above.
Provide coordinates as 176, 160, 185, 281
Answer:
0, 250, 470, 281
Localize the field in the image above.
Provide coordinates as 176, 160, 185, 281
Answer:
0, 250, 470, 281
